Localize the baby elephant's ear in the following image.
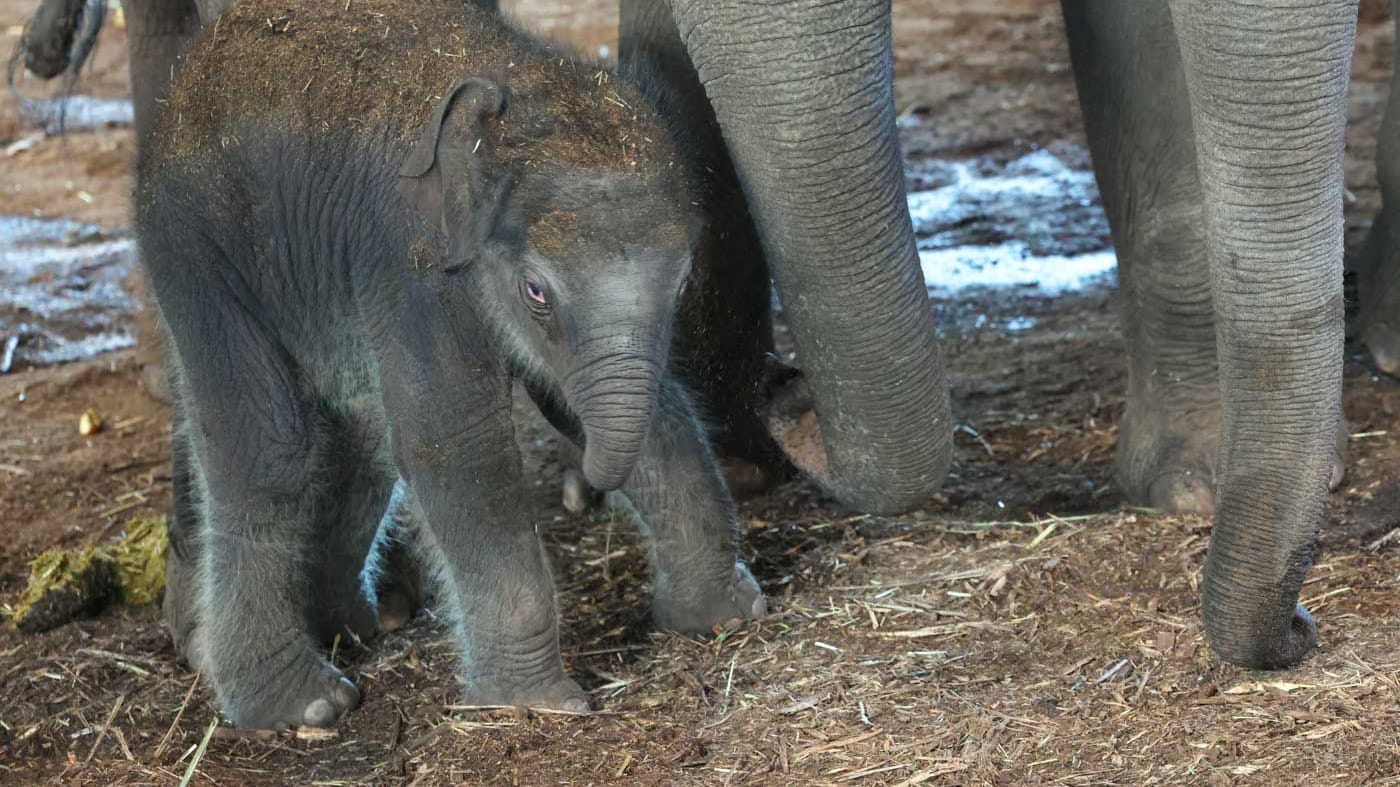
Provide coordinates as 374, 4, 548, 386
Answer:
398, 78, 509, 236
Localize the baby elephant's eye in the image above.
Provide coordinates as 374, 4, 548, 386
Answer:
523, 278, 551, 312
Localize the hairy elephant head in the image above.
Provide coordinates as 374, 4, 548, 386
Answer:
399, 75, 696, 492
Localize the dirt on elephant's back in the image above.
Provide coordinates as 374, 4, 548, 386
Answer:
157, 0, 671, 169
4, 0, 1400, 784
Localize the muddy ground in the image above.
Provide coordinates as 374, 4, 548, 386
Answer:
3, 1, 1400, 785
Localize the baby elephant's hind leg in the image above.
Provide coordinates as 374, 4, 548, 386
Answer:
163, 405, 206, 670
305, 411, 395, 647
167, 314, 359, 729
621, 380, 766, 634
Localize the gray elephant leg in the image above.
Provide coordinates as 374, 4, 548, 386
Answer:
1167, 0, 1354, 668
616, 380, 766, 633
1062, 1, 1218, 515
194, 475, 360, 729
305, 410, 394, 646
162, 356, 205, 668
1358, 1, 1400, 375
146, 234, 361, 728
378, 288, 585, 712
618, 0, 783, 473
123, 0, 199, 149
666, 0, 951, 515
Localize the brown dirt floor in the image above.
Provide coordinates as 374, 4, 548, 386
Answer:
3, 1, 1400, 785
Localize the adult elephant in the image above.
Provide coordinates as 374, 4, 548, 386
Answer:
614, 0, 1354, 670
16, 0, 1357, 669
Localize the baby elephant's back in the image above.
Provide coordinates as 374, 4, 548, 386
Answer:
150, 0, 527, 164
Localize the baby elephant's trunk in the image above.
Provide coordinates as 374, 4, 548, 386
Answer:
567, 337, 666, 491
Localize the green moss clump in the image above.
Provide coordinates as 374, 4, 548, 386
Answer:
8, 547, 116, 633
6, 516, 170, 633
110, 516, 169, 606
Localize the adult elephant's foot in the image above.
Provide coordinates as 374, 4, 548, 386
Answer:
653, 563, 767, 635
1116, 414, 1218, 515
217, 648, 361, 729
1356, 213, 1400, 378
1116, 390, 1222, 515
462, 672, 590, 713
1117, 402, 1346, 514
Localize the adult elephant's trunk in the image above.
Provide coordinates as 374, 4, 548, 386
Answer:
1168, 0, 1355, 668
668, 0, 951, 515
567, 343, 664, 492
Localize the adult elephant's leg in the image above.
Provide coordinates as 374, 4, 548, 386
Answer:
1062, 2, 1218, 515
665, 0, 951, 515
124, 0, 198, 147
1358, 1, 1400, 375
1168, 0, 1354, 669
126, 0, 199, 404
618, 0, 785, 473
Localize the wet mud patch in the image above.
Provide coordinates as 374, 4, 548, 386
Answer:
0, 215, 136, 372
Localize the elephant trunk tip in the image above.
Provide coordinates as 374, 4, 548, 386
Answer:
1203, 601, 1319, 670
762, 361, 946, 517
580, 439, 638, 492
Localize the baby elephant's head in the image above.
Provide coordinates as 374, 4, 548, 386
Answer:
399, 75, 695, 491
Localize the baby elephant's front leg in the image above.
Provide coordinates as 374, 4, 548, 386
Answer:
402, 425, 587, 712
623, 380, 767, 633
379, 279, 585, 712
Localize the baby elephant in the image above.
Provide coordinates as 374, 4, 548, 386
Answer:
140, 0, 765, 729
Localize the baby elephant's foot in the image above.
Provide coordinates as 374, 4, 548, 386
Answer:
314, 593, 381, 646
219, 648, 360, 730
654, 563, 767, 635
463, 673, 590, 713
